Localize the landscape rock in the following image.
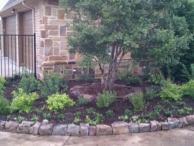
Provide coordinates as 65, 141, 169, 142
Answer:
65, 124, 80, 136
168, 118, 180, 129
52, 124, 68, 135
39, 124, 53, 135
42, 119, 49, 125
29, 122, 41, 135
161, 122, 169, 130
111, 121, 129, 135
89, 126, 96, 136
96, 124, 113, 136
139, 123, 150, 132
150, 121, 158, 132
157, 122, 162, 131
129, 122, 139, 133
186, 115, 194, 125
0, 121, 5, 131
178, 117, 188, 127
82, 94, 96, 101
5, 121, 19, 133
80, 123, 89, 136
17, 121, 35, 134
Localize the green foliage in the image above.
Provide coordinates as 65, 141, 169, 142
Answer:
39, 72, 68, 98
124, 109, 132, 117
34, 109, 42, 115
85, 113, 104, 125
96, 90, 116, 108
147, 71, 165, 85
106, 110, 114, 117
159, 80, 182, 101
86, 108, 96, 115
43, 113, 51, 119
154, 105, 163, 112
10, 88, 39, 113
57, 114, 65, 119
18, 75, 40, 93
74, 112, 81, 124
131, 115, 139, 122
46, 93, 75, 112
163, 99, 170, 105
181, 80, 194, 98
30, 115, 39, 122
164, 110, 173, 117
17, 116, 24, 123
0, 77, 6, 96
129, 92, 144, 111
144, 87, 156, 100
141, 111, 159, 119
118, 115, 129, 122
0, 97, 10, 114
178, 101, 186, 107
171, 105, 178, 111
126, 74, 142, 86
78, 97, 90, 106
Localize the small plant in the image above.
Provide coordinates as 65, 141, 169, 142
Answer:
144, 87, 156, 100
96, 90, 116, 108
43, 113, 51, 119
30, 115, 39, 121
147, 72, 165, 85
126, 73, 142, 86
129, 92, 144, 111
141, 111, 159, 119
178, 109, 187, 115
86, 108, 96, 115
7, 115, 11, 120
178, 107, 193, 115
106, 110, 115, 117
74, 111, 81, 118
73, 112, 82, 124
124, 109, 132, 116
163, 99, 170, 105
118, 115, 129, 121
178, 101, 186, 106
46, 93, 75, 112
171, 105, 178, 111
34, 109, 42, 115
17, 116, 25, 123
181, 80, 194, 99
159, 80, 182, 101
57, 114, 65, 119
138, 118, 147, 123
0, 77, 6, 96
85, 113, 104, 125
78, 97, 90, 106
10, 88, 39, 113
154, 105, 163, 112
0, 96, 10, 114
131, 115, 139, 122
164, 110, 173, 117
185, 107, 193, 114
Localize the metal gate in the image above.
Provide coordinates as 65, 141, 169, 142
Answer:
0, 34, 36, 78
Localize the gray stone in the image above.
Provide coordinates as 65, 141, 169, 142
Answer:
96, 124, 113, 136
42, 119, 49, 125
179, 117, 188, 127
39, 124, 53, 135
0, 121, 5, 131
52, 124, 68, 135
150, 121, 158, 132
65, 124, 80, 136
161, 122, 169, 130
139, 123, 150, 132
89, 126, 96, 136
168, 118, 180, 129
29, 122, 41, 135
186, 115, 194, 125
17, 121, 35, 134
5, 121, 19, 133
80, 123, 89, 136
129, 122, 139, 133
111, 121, 129, 135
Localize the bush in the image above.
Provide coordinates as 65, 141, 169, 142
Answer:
129, 92, 144, 111
0, 97, 10, 114
78, 97, 90, 106
126, 73, 142, 86
0, 77, 6, 96
39, 72, 68, 98
96, 90, 116, 108
10, 88, 39, 113
147, 72, 165, 85
144, 87, 156, 100
46, 93, 75, 112
159, 80, 182, 101
181, 80, 194, 98
18, 75, 40, 93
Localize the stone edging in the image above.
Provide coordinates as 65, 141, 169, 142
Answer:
0, 115, 194, 136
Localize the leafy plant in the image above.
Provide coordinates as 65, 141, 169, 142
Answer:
126, 73, 142, 86
181, 80, 194, 98
74, 112, 82, 124
43, 113, 51, 119
131, 115, 139, 122
30, 115, 39, 122
10, 88, 39, 113
178, 109, 187, 115
0, 97, 10, 114
159, 80, 182, 101
164, 110, 173, 117
147, 72, 165, 85
163, 99, 170, 105
141, 111, 159, 119
129, 92, 144, 111
178, 101, 186, 106
78, 97, 90, 106
46, 93, 75, 112
85, 113, 104, 125
144, 87, 156, 100
171, 105, 178, 111
154, 105, 163, 112
86, 108, 96, 115
118, 115, 129, 122
96, 90, 116, 108
34, 109, 42, 115
57, 114, 65, 119
106, 110, 114, 117
0, 77, 6, 96
124, 109, 132, 116
17, 116, 24, 123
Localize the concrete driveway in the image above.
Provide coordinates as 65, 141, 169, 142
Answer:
0, 126, 194, 146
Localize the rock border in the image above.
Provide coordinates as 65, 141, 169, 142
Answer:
0, 115, 194, 136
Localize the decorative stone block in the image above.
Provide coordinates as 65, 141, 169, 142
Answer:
157, 122, 162, 131
186, 115, 194, 125
60, 26, 66, 36
161, 122, 169, 130
17, 121, 35, 134
89, 126, 96, 136
150, 121, 158, 132
111, 121, 129, 135
96, 124, 113, 136
39, 124, 53, 135
65, 124, 80, 136
5, 121, 19, 133
29, 122, 41, 135
0, 121, 5, 131
168, 118, 180, 129
129, 122, 139, 133
139, 123, 150, 132
52, 124, 68, 135
80, 123, 89, 136
179, 117, 188, 127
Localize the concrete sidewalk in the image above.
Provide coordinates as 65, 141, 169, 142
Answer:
0, 126, 194, 146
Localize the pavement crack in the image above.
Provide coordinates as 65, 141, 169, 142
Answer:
63, 136, 71, 146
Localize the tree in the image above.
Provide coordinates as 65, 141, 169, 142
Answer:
60, 0, 192, 89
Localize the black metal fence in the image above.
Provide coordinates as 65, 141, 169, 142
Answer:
0, 34, 36, 78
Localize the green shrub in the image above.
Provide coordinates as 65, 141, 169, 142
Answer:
39, 72, 68, 98
159, 80, 182, 101
144, 87, 156, 100
86, 108, 96, 115
18, 75, 40, 93
0, 77, 6, 96
85, 113, 104, 125
0, 97, 10, 114
181, 80, 194, 98
147, 72, 165, 85
106, 110, 115, 117
126, 73, 142, 86
46, 93, 75, 112
129, 92, 144, 111
78, 97, 90, 106
96, 90, 116, 108
10, 88, 39, 113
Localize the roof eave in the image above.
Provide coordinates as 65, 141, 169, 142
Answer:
0, 0, 24, 14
